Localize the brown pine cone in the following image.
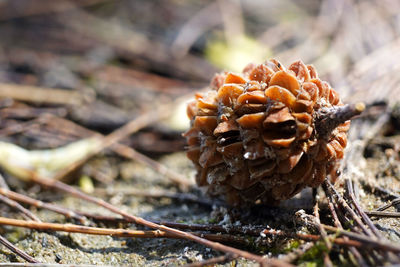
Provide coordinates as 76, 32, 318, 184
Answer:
184, 59, 362, 207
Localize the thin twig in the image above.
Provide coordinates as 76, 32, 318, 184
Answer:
0, 195, 40, 222
345, 179, 382, 238
324, 180, 374, 237
0, 216, 261, 247
322, 224, 400, 253
0, 235, 39, 263
295, 210, 400, 253
0, 188, 87, 223
375, 198, 400, 211
347, 181, 400, 263
323, 182, 367, 266
344, 179, 393, 265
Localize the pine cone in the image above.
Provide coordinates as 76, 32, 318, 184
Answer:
184, 59, 360, 207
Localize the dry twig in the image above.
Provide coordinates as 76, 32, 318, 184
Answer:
0, 188, 86, 223
0, 194, 40, 222
0, 235, 39, 263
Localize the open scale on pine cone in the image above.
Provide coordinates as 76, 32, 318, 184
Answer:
184, 59, 363, 207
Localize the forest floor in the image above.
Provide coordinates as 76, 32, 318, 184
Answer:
0, 0, 400, 266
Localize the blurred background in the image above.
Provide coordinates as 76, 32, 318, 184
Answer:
1, 0, 399, 128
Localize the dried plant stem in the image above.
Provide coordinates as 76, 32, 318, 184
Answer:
49, 212, 360, 248
29, 176, 277, 266
375, 198, 400, 211
296, 207, 400, 253
0, 235, 39, 263
345, 179, 382, 238
322, 224, 400, 253
323, 183, 366, 266
157, 221, 362, 247
0, 188, 86, 223
324, 179, 400, 264
324, 180, 374, 237
0, 216, 256, 247
345, 179, 400, 262
0, 194, 40, 222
